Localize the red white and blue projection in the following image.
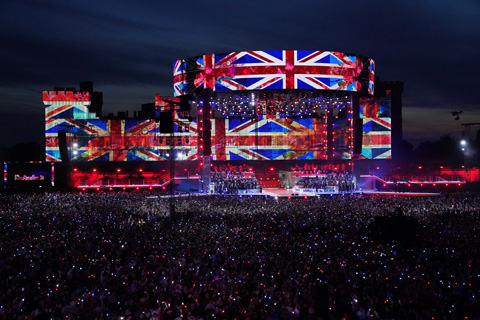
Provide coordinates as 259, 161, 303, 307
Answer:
208, 91, 354, 161
174, 50, 374, 96
44, 50, 383, 162
212, 117, 328, 160
360, 93, 392, 159
44, 91, 197, 162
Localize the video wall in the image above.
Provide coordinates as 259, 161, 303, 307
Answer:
44, 91, 197, 162
174, 50, 375, 96
4, 162, 54, 188
211, 113, 353, 161
360, 92, 392, 159
212, 117, 328, 160
46, 118, 197, 162
44, 82, 393, 162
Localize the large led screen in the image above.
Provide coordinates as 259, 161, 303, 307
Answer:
46, 119, 197, 162
44, 91, 197, 162
4, 162, 54, 188
44, 91, 95, 120
174, 50, 374, 96
211, 117, 327, 160
360, 93, 392, 159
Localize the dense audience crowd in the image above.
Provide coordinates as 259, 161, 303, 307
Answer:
1, 192, 480, 319
297, 173, 355, 192
211, 164, 259, 194
292, 163, 355, 192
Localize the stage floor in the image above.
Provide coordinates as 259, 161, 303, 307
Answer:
195, 188, 441, 198
260, 189, 440, 197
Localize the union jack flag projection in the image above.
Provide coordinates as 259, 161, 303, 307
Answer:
44, 91, 197, 162
44, 91, 94, 120
360, 95, 392, 159
173, 50, 374, 96
211, 117, 328, 160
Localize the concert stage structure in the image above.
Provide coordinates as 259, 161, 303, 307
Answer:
26, 50, 408, 192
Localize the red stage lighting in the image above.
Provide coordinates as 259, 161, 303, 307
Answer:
93, 168, 97, 172
270, 167, 274, 171
117, 169, 121, 172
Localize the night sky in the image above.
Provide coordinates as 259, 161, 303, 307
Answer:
1, 0, 479, 147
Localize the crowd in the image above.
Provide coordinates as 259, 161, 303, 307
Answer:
1, 192, 480, 319
297, 173, 355, 193
211, 165, 259, 194
292, 163, 355, 192
211, 173, 259, 194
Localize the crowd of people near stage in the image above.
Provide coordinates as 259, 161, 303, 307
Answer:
297, 174, 355, 193
211, 164, 259, 194
293, 163, 355, 192
1, 191, 480, 319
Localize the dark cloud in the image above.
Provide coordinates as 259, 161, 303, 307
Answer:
0, 0, 479, 146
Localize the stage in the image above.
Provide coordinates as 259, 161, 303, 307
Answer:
154, 188, 441, 198
261, 188, 440, 198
